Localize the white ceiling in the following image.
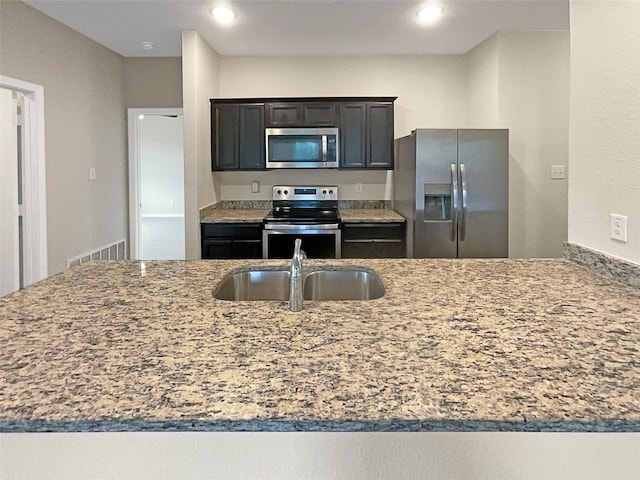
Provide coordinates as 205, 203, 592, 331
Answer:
24, 0, 569, 57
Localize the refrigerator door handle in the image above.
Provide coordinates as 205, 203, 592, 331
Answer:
450, 163, 458, 241
459, 163, 468, 241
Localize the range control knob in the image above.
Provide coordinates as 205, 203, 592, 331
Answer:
329, 189, 334, 195
277, 189, 282, 195
283, 189, 289, 195
322, 189, 327, 195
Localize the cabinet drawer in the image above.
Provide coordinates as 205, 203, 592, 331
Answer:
201, 223, 262, 239
202, 239, 233, 259
342, 223, 404, 241
342, 241, 404, 258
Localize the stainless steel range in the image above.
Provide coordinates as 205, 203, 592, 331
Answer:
263, 185, 341, 259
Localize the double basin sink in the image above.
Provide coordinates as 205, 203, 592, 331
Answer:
214, 266, 385, 302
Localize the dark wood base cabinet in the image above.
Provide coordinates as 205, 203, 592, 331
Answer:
201, 223, 262, 259
341, 223, 406, 258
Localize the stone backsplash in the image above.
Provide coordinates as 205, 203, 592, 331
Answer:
564, 242, 640, 288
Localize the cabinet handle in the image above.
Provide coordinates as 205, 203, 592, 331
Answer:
322, 135, 328, 163
344, 239, 402, 243
344, 223, 401, 228
234, 239, 261, 243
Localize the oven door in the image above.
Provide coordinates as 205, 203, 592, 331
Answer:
262, 224, 341, 259
265, 128, 339, 169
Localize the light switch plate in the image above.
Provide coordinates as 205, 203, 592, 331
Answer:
355, 182, 363, 193
610, 213, 628, 242
89, 167, 96, 181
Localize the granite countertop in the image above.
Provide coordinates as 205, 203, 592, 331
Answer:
339, 209, 405, 223
1, 258, 639, 432
200, 208, 404, 223
200, 209, 270, 223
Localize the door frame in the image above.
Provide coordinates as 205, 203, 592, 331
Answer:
0, 75, 48, 287
127, 108, 183, 260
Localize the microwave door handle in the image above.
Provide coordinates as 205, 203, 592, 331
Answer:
322, 135, 328, 163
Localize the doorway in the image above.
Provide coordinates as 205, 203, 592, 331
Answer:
0, 76, 47, 297
128, 108, 184, 260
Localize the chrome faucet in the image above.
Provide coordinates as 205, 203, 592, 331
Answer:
289, 238, 306, 312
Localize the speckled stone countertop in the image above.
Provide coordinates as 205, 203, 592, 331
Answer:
339, 209, 405, 223
200, 209, 270, 223
1, 259, 639, 432
200, 208, 404, 223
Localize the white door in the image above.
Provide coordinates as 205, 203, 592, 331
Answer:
128, 109, 185, 260
0, 88, 21, 296
0, 76, 47, 297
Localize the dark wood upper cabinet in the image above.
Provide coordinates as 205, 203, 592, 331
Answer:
211, 102, 264, 171
340, 101, 394, 169
367, 102, 394, 169
267, 102, 337, 127
211, 97, 395, 171
267, 103, 301, 127
212, 104, 238, 170
340, 103, 367, 168
238, 105, 265, 169
301, 103, 337, 126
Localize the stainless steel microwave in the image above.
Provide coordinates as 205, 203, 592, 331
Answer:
265, 127, 339, 169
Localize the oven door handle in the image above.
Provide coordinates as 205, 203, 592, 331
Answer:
264, 223, 340, 231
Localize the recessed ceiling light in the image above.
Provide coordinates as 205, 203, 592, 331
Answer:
417, 5, 442, 25
141, 41, 155, 51
212, 6, 236, 25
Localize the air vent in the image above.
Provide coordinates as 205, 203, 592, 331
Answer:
66, 239, 126, 269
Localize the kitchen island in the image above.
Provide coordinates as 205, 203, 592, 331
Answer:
1, 258, 639, 432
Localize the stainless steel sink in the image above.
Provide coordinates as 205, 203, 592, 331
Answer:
213, 269, 290, 301
303, 269, 385, 300
213, 267, 385, 302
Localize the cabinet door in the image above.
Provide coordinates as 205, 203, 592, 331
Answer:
302, 103, 337, 126
231, 239, 262, 259
212, 104, 238, 170
367, 103, 394, 169
340, 103, 367, 168
202, 239, 233, 259
267, 103, 301, 127
201, 223, 263, 259
238, 104, 265, 169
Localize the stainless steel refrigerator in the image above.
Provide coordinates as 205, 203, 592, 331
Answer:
393, 129, 509, 258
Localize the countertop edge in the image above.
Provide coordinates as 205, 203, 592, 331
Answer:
2, 418, 638, 433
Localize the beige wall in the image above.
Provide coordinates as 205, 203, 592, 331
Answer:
466, 34, 500, 128
498, 31, 570, 258
182, 30, 220, 259
0, 0, 127, 275
466, 32, 570, 258
569, 0, 640, 265
124, 57, 183, 108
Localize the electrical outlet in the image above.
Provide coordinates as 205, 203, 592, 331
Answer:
610, 214, 628, 242
89, 167, 96, 181
355, 182, 363, 193
251, 181, 260, 193
550, 165, 565, 179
